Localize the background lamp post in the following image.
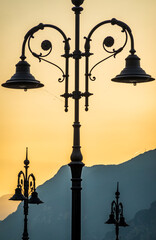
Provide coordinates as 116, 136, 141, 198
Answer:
105, 182, 129, 240
2, 0, 155, 240
9, 148, 43, 240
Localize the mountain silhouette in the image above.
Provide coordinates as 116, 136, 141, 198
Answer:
0, 149, 156, 240
0, 194, 19, 220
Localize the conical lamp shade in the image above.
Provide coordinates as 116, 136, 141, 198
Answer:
105, 213, 116, 224
9, 187, 27, 201
111, 54, 155, 85
2, 60, 44, 91
28, 191, 43, 205
119, 215, 129, 227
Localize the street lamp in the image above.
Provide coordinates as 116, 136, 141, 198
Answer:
9, 148, 43, 240
105, 183, 129, 240
2, 1, 154, 240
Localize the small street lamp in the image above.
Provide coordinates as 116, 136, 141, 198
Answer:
105, 182, 129, 240
2, 1, 154, 240
9, 148, 43, 240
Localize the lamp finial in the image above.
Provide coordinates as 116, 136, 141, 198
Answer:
24, 147, 30, 166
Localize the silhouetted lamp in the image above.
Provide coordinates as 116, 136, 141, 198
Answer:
9, 148, 43, 240
28, 190, 43, 204
2, 60, 44, 91
112, 54, 154, 85
9, 187, 26, 201
105, 183, 129, 240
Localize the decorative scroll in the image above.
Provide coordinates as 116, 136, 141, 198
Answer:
28, 173, 36, 194
88, 28, 128, 81
20, 23, 71, 112
84, 18, 133, 111
17, 171, 25, 193
27, 35, 65, 83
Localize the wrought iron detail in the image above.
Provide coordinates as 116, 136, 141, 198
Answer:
41, 40, 52, 51
18, 171, 25, 192
103, 36, 114, 48
27, 34, 66, 82
89, 28, 128, 81
27, 35, 52, 59
84, 18, 133, 111
19, 23, 71, 111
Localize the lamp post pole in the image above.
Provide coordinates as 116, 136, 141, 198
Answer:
2, 1, 155, 240
69, 4, 84, 240
22, 148, 31, 240
9, 148, 43, 240
105, 183, 129, 240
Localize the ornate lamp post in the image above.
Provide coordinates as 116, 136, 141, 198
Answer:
105, 183, 129, 240
9, 148, 43, 240
2, 1, 154, 240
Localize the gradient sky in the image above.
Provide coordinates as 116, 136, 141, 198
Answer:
0, 0, 156, 197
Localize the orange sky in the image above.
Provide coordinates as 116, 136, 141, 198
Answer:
0, 0, 156, 197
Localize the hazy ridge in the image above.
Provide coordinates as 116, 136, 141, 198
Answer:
0, 149, 156, 240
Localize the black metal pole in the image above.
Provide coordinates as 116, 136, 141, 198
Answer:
22, 149, 29, 240
22, 199, 29, 240
69, 2, 84, 240
115, 183, 120, 240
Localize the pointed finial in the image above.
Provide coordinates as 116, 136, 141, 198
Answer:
24, 147, 30, 166
115, 182, 120, 198
117, 182, 119, 192
26, 147, 28, 159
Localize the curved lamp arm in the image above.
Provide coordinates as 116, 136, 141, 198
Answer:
84, 18, 135, 111
20, 23, 71, 112
20, 23, 70, 60
111, 200, 117, 213
86, 18, 135, 54
119, 202, 123, 215
111, 18, 135, 54
17, 171, 25, 189
28, 173, 36, 194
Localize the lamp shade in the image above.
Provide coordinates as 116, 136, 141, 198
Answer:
119, 215, 129, 227
105, 213, 116, 224
9, 187, 26, 201
2, 60, 44, 91
28, 191, 43, 205
111, 54, 155, 85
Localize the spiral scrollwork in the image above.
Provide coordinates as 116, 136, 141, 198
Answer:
28, 173, 36, 193
89, 74, 96, 81
84, 20, 132, 111
103, 36, 114, 49
27, 34, 53, 59
27, 34, 65, 83
103, 29, 128, 55
88, 28, 128, 81
41, 40, 52, 51
17, 171, 25, 191
19, 23, 70, 111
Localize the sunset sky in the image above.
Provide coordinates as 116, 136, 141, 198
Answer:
0, 0, 156, 197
